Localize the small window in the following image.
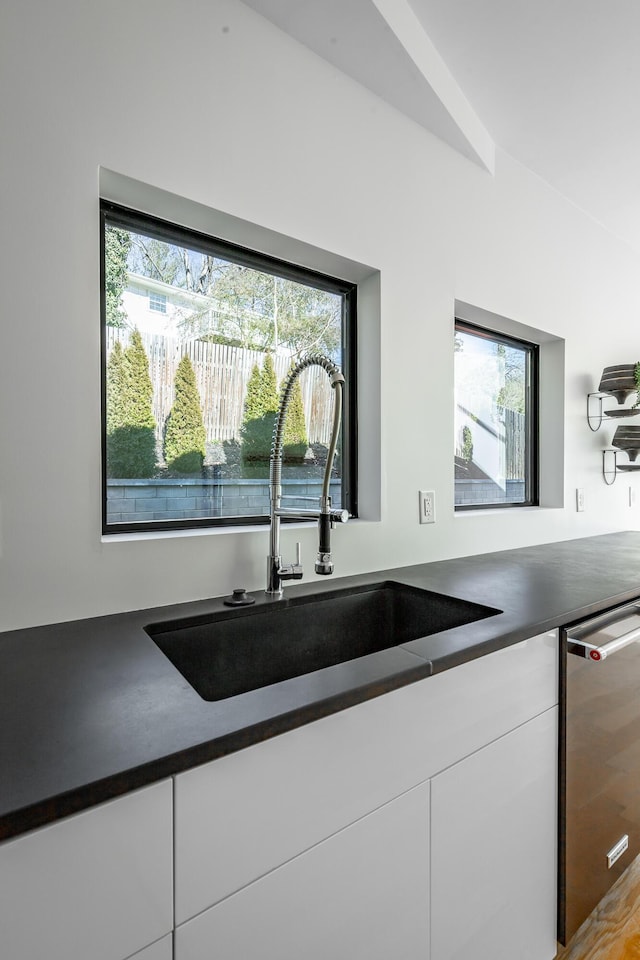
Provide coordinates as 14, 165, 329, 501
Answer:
454, 321, 538, 509
149, 292, 167, 313
100, 201, 357, 534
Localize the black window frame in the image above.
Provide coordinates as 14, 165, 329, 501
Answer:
454, 319, 539, 511
100, 200, 358, 535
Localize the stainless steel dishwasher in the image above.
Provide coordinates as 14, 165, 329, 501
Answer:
559, 599, 640, 944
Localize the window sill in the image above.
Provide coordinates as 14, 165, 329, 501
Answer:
100, 516, 365, 544
454, 504, 560, 517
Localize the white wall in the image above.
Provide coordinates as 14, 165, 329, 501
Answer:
1, 0, 638, 631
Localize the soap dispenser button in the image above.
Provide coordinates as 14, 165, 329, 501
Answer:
223, 588, 256, 607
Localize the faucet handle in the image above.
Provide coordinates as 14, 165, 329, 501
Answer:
290, 542, 303, 578
278, 543, 304, 581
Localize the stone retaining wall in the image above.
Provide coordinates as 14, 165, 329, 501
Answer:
455, 479, 525, 506
106, 477, 342, 524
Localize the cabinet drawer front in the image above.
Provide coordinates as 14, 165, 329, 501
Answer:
175, 783, 429, 960
0, 781, 173, 960
175, 631, 557, 922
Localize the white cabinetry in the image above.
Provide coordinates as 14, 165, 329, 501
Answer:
0, 780, 173, 960
128, 936, 173, 960
431, 707, 558, 960
175, 783, 430, 960
175, 630, 557, 924
174, 631, 558, 959
128, 935, 173, 960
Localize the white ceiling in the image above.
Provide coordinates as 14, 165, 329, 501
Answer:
242, 0, 640, 255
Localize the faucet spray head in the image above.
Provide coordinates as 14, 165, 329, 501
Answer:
315, 512, 334, 575
315, 554, 334, 576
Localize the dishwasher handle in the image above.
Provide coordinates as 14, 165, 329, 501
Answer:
568, 623, 640, 662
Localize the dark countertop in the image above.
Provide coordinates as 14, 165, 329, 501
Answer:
2, 531, 640, 842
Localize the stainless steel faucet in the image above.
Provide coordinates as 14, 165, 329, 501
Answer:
266, 355, 348, 597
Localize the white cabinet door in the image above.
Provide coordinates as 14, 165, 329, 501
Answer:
0, 780, 173, 960
175, 782, 430, 960
430, 708, 557, 960
127, 935, 173, 960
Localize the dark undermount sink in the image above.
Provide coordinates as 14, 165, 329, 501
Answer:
145, 581, 501, 702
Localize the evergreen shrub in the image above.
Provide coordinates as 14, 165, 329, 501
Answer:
462, 425, 474, 463
164, 355, 206, 474
240, 355, 279, 463
106, 330, 157, 478
282, 366, 308, 462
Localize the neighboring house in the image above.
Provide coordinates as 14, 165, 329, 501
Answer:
122, 273, 276, 349
122, 273, 217, 339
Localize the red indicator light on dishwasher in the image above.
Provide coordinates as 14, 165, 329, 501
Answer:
589, 650, 602, 661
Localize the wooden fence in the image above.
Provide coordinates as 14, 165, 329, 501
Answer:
455, 403, 526, 480
106, 329, 336, 446
503, 407, 526, 480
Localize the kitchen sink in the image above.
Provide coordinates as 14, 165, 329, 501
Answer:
145, 580, 500, 701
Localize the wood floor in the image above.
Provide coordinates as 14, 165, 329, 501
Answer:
557, 855, 640, 960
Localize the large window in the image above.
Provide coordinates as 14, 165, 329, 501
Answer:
100, 202, 357, 533
454, 321, 538, 509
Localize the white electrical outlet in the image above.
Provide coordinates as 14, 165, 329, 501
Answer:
576, 488, 585, 512
419, 490, 436, 524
